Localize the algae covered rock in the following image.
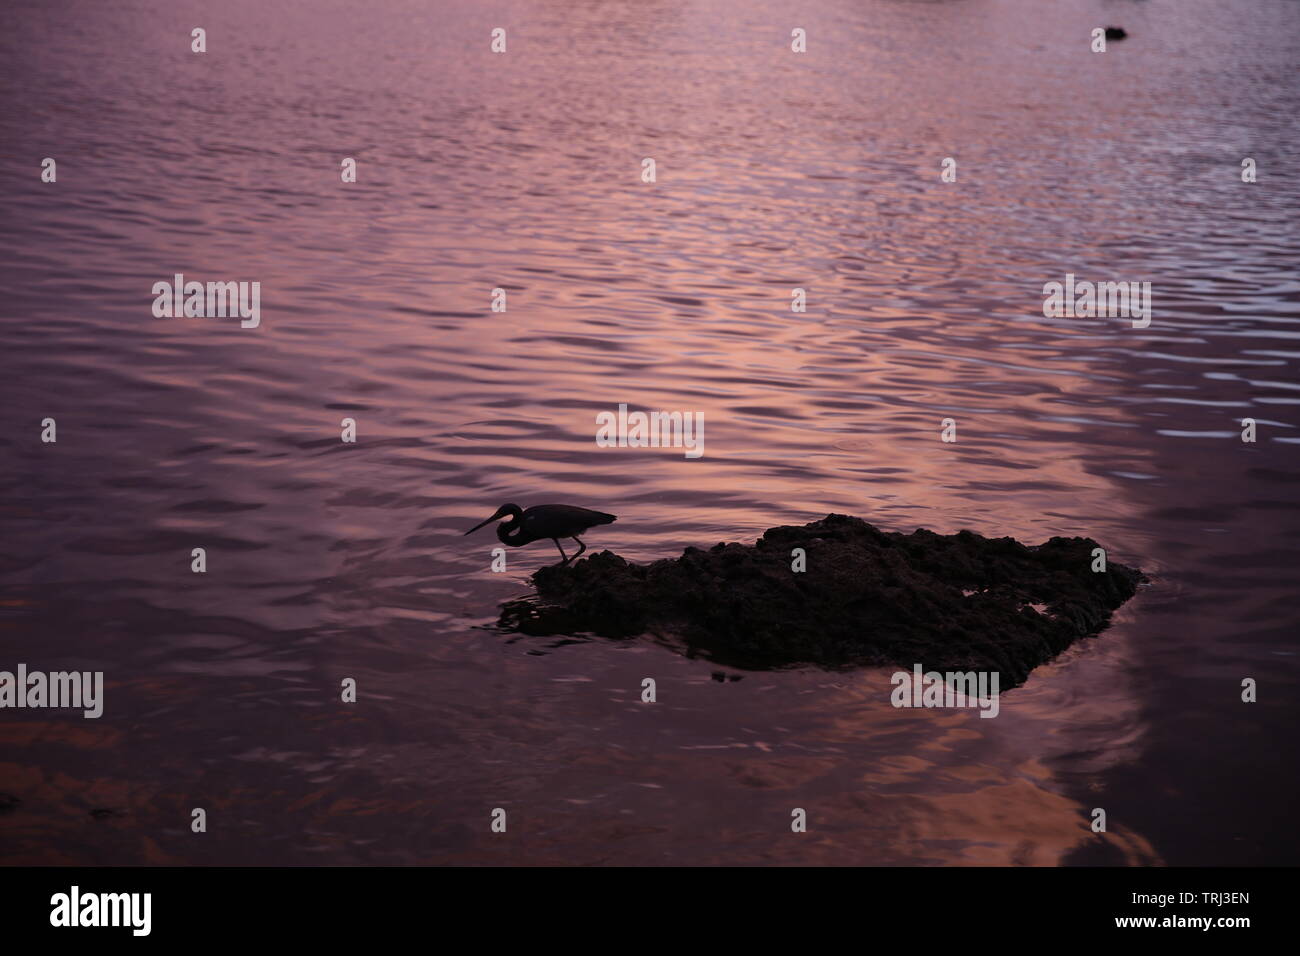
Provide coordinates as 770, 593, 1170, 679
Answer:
497, 514, 1143, 686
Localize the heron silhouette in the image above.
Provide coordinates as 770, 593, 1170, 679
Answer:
464, 503, 617, 565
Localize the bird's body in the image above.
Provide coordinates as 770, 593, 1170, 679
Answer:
464, 502, 616, 565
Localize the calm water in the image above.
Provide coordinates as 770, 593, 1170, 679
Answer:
1, 0, 1297, 865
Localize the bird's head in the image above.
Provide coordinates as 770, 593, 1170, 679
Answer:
464, 503, 522, 535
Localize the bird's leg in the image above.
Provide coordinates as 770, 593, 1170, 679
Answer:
552, 538, 569, 565
571, 537, 587, 561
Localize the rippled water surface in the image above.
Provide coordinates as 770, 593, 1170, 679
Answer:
1, 0, 1298, 865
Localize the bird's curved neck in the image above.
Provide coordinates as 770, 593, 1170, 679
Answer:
497, 515, 525, 545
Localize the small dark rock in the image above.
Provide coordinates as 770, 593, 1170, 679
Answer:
0, 793, 20, 814
1105, 26, 1127, 40
498, 514, 1144, 687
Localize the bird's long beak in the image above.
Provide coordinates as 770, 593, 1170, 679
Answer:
464, 513, 500, 535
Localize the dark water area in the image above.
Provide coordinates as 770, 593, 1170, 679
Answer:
1, 0, 1297, 865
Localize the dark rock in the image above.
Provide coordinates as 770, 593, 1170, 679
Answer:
1105, 26, 1127, 40
497, 514, 1143, 687
0, 793, 19, 814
